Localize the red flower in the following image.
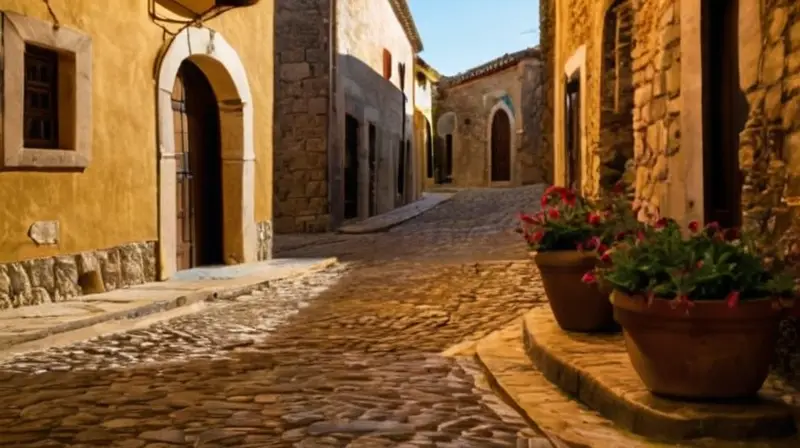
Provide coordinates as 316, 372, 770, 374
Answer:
688, 220, 700, 233
705, 221, 720, 234
543, 185, 560, 196
548, 208, 560, 219
596, 243, 608, 254
585, 236, 602, 250
540, 194, 550, 208
531, 230, 545, 243
615, 231, 628, 241
581, 271, 597, 284
654, 218, 668, 229
600, 251, 612, 263
519, 213, 537, 225
562, 190, 577, 206
587, 213, 602, 226
726, 291, 741, 309
636, 230, 646, 242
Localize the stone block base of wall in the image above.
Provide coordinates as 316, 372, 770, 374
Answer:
256, 220, 273, 261
0, 241, 156, 310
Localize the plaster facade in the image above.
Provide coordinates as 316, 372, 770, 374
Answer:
433, 50, 548, 188
543, 0, 800, 377
272, 0, 421, 232
0, 0, 274, 308
413, 57, 440, 193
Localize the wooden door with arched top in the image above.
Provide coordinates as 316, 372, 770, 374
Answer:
490, 109, 512, 182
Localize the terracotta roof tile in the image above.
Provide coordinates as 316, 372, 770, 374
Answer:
389, 0, 424, 52
440, 46, 541, 87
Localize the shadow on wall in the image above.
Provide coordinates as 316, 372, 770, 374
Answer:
333, 54, 416, 226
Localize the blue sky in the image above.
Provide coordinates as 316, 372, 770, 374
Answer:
407, 0, 540, 76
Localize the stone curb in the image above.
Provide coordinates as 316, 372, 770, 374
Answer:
474, 321, 601, 448
337, 193, 453, 234
0, 257, 338, 354
521, 308, 798, 442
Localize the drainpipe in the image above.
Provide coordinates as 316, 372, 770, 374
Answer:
326, 0, 338, 228
399, 62, 407, 204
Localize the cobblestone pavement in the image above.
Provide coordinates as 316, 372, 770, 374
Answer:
0, 185, 553, 447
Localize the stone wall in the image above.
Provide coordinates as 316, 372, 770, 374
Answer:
0, 242, 156, 309
520, 60, 551, 184
630, 0, 681, 218
434, 60, 545, 187
538, 0, 556, 186
273, 0, 332, 234
335, 0, 416, 219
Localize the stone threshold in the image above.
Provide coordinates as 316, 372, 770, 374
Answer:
476, 313, 800, 447
337, 192, 453, 234
521, 307, 798, 443
0, 257, 337, 357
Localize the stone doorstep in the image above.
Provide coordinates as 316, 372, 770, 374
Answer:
475, 320, 660, 448
521, 307, 799, 443
0, 257, 338, 352
337, 193, 454, 234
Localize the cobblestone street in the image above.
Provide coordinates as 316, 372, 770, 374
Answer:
0, 186, 551, 447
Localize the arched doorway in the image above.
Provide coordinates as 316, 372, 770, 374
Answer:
156, 27, 256, 280
490, 107, 512, 182
172, 61, 224, 270
599, 0, 634, 193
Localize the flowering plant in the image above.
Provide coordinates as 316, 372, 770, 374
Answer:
518, 184, 641, 254
590, 218, 796, 309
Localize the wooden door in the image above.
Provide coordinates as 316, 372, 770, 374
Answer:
344, 114, 360, 220
173, 73, 193, 271
702, 0, 745, 228
565, 77, 582, 191
490, 109, 512, 182
173, 62, 224, 270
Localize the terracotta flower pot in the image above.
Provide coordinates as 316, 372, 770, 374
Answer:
612, 291, 782, 399
532, 251, 617, 332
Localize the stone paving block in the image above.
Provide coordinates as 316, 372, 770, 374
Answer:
522, 307, 799, 442
0, 257, 337, 351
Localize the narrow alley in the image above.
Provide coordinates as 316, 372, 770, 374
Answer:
0, 186, 554, 448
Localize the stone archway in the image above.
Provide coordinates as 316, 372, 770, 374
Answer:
156, 27, 256, 280
487, 102, 515, 184
598, 0, 635, 194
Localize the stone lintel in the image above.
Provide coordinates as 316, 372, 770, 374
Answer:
522, 307, 797, 441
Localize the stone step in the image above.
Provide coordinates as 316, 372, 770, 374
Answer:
522, 307, 799, 443
476, 312, 800, 447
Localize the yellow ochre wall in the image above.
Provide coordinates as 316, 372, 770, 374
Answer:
0, 0, 273, 264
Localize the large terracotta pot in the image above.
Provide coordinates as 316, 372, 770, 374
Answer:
532, 251, 617, 332
613, 291, 782, 399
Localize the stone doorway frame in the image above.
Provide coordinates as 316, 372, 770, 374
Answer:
557, 45, 587, 193
486, 101, 516, 186
155, 27, 256, 280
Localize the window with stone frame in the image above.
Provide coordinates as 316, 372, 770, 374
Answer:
1, 12, 92, 170
23, 44, 60, 149
383, 49, 393, 80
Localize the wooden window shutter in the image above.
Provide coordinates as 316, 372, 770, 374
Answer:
382, 49, 392, 79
